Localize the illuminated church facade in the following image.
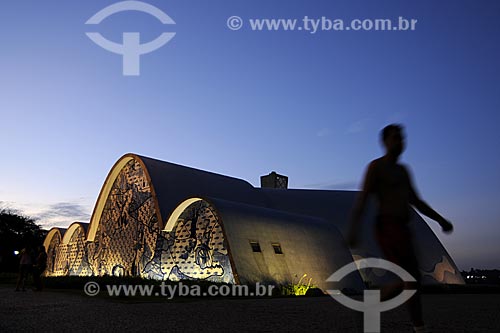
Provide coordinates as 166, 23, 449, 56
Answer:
43, 154, 464, 291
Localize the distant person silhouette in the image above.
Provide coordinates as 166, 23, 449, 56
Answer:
349, 124, 453, 333
15, 246, 33, 292
33, 246, 47, 291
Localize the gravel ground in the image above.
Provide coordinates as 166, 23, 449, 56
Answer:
0, 285, 499, 332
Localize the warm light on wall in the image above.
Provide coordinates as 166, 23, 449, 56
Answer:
86, 156, 134, 242
163, 197, 202, 232
44, 160, 234, 284
282, 273, 313, 296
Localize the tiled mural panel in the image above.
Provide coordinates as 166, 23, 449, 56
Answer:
45, 159, 234, 283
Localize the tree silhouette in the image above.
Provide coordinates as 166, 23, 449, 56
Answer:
0, 209, 47, 272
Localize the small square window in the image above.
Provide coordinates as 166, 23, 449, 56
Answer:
272, 243, 283, 254
250, 241, 261, 252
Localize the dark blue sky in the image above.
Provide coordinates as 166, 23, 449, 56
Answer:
0, 0, 499, 269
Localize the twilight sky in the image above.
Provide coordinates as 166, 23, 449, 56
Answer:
0, 0, 499, 270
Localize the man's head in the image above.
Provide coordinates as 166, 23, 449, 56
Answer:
381, 124, 405, 157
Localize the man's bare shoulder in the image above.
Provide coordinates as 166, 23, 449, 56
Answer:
398, 162, 412, 175
367, 157, 385, 170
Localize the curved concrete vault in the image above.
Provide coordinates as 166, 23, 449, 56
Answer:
43, 153, 464, 291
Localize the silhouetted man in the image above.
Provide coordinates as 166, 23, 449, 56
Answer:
33, 246, 47, 291
349, 124, 453, 333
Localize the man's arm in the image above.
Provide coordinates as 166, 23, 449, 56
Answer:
406, 167, 453, 233
348, 161, 377, 246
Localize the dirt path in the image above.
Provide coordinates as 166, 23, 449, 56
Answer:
0, 285, 499, 332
